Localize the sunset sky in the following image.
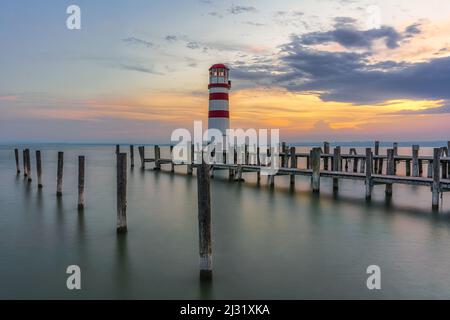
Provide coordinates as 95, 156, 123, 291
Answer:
1, 0, 449, 143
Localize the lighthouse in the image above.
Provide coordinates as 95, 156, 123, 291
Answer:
208, 64, 231, 136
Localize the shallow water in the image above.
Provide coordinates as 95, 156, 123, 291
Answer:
0, 144, 449, 299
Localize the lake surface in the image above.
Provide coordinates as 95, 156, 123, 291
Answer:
0, 144, 449, 299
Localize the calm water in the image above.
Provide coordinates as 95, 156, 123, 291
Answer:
0, 144, 450, 299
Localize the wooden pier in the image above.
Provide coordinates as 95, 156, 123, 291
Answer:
136, 142, 450, 210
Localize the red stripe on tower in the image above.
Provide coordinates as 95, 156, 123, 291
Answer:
208, 110, 229, 118
209, 92, 229, 101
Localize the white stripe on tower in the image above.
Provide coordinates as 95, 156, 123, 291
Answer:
208, 64, 231, 136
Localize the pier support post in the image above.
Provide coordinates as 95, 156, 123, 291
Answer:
116, 144, 120, 155
56, 151, 64, 197
406, 159, 411, 176
256, 146, 261, 183
130, 145, 134, 168
427, 160, 433, 178
365, 148, 373, 199
14, 149, 20, 174
78, 156, 85, 210
412, 145, 419, 177
170, 146, 175, 172
36, 150, 43, 188
393, 143, 398, 174
290, 146, 297, 186
333, 146, 341, 190
197, 162, 212, 281
187, 142, 194, 175
154, 145, 161, 171
311, 147, 321, 193
26, 149, 32, 182
117, 153, 127, 233
374, 141, 380, 173
432, 148, 441, 209
385, 149, 394, 196
442, 147, 448, 179
23, 149, 28, 177
323, 142, 330, 171
138, 146, 145, 170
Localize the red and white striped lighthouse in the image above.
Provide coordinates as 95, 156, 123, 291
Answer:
208, 64, 231, 136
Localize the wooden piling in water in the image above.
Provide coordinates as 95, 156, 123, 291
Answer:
412, 145, 419, 177
130, 145, 134, 168
365, 148, 373, 199
432, 148, 441, 209
441, 147, 448, 179
14, 149, 20, 174
427, 160, 433, 178
138, 146, 145, 169
311, 147, 321, 193
170, 146, 175, 173
290, 146, 297, 186
116, 144, 120, 155
323, 142, 330, 171
374, 141, 380, 173
393, 142, 398, 174
187, 142, 194, 175
406, 159, 411, 176
36, 150, 43, 188
26, 149, 32, 182
350, 148, 358, 173
56, 151, 64, 197
256, 146, 261, 183
78, 156, 85, 210
385, 149, 394, 196
23, 149, 28, 177
196, 162, 212, 281
154, 145, 161, 171
333, 146, 341, 190
116, 153, 127, 233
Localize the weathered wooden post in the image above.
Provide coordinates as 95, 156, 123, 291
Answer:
170, 146, 175, 173
406, 159, 411, 176
117, 153, 127, 233
427, 160, 433, 178
365, 148, 373, 199
78, 156, 85, 210
23, 149, 28, 177
374, 141, 380, 173
385, 149, 394, 196
311, 147, 321, 193
280, 142, 286, 168
36, 150, 43, 188
26, 149, 32, 182
116, 144, 120, 155
154, 145, 161, 170
442, 147, 448, 179
412, 145, 419, 177
187, 142, 194, 175
14, 149, 20, 174
333, 146, 341, 190
197, 162, 212, 281
290, 146, 297, 186
244, 143, 249, 165
323, 142, 330, 171
138, 146, 145, 169
350, 148, 358, 173
130, 145, 135, 168
56, 151, 64, 197
378, 154, 384, 174
393, 142, 398, 174
432, 148, 441, 209
256, 146, 261, 183
419, 159, 423, 176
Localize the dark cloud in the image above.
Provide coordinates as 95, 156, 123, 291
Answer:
208, 11, 223, 18
122, 37, 154, 48
228, 5, 257, 15
119, 64, 162, 75
165, 35, 177, 42
232, 23, 450, 104
186, 41, 200, 49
